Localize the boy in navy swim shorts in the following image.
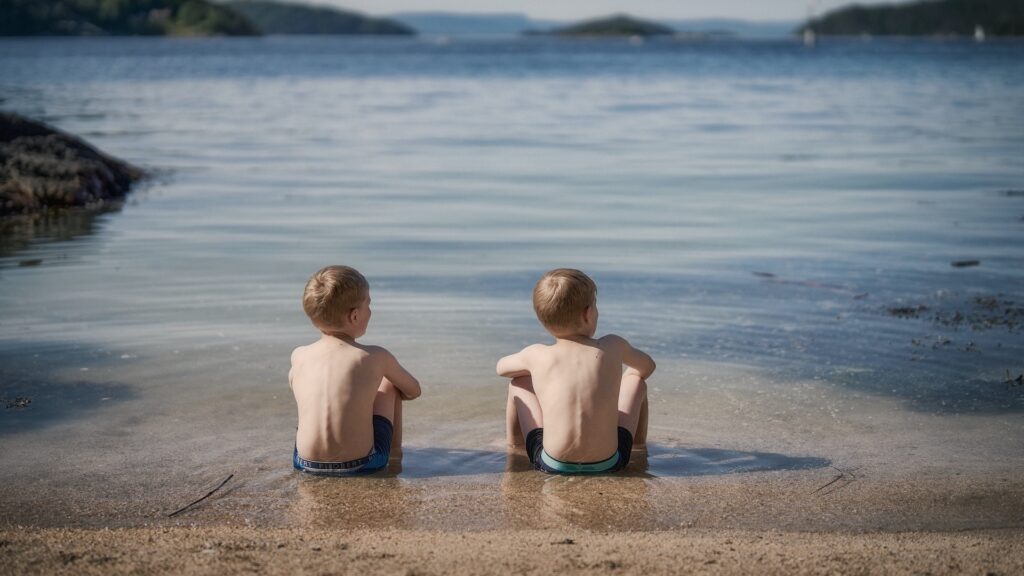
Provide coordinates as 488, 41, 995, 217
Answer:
290, 265, 421, 475
497, 268, 655, 474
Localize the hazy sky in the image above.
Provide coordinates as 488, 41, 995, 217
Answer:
304, 1, 893, 21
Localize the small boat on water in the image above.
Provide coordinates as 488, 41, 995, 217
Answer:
803, 28, 816, 47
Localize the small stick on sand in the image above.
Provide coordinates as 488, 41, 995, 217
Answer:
167, 474, 233, 518
812, 473, 844, 494
1004, 370, 1023, 389
813, 466, 859, 495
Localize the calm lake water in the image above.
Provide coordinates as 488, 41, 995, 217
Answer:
0, 37, 1022, 528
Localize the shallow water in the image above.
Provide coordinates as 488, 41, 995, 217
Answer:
1, 37, 1022, 530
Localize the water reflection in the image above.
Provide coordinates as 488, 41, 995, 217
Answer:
288, 447, 511, 530
0, 203, 122, 261
290, 460, 423, 529
497, 445, 828, 530
500, 452, 654, 529
395, 446, 507, 478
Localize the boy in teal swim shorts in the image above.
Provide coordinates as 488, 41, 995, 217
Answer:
290, 265, 421, 475
497, 268, 655, 474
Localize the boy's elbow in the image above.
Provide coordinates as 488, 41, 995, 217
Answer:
404, 380, 422, 400
496, 358, 514, 378
638, 354, 656, 376
632, 357, 655, 379
497, 367, 530, 379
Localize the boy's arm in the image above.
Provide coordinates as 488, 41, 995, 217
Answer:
288, 348, 299, 390
608, 335, 656, 379
496, 346, 535, 379
383, 350, 421, 400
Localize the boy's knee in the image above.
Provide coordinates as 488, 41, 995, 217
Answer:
510, 375, 533, 390
378, 378, 398, 395
624, 374, 647, 396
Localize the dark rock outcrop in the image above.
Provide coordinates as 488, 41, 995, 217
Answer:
1, 113, 145, 216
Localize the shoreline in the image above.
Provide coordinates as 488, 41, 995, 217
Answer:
2, 526, 1022, 575
3, 457, 1022, 532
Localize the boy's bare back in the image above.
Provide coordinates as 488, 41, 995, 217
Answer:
498, 268, 655, 472
290, 337, 411, 462
500, 334, 651, 462
290, 265, 419, 471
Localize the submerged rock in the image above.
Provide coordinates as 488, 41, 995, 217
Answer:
951, 259, 980, 268
0, 113, 145, 216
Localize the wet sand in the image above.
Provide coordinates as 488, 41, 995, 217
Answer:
3, 439, 1024, 573
3, 527, 1022, 575
3, 352, 1023, 548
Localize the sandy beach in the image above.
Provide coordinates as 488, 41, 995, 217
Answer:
2, 350, 1023, 573
1, 527, 1022, 575
3, 436, 1023, 573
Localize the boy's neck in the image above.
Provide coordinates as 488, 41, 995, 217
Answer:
322, 330, 357, 343
554, 332, 595, 344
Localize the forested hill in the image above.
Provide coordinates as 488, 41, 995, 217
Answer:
801, 0, 1024, 36
540, 15, 676, 37
0, 0, 259, 36
225, 1, 415, 35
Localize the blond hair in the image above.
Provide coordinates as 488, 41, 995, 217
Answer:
533, 268, 597, 333
302, 265, 369, 330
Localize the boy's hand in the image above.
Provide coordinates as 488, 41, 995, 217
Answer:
384, 350, 421, 400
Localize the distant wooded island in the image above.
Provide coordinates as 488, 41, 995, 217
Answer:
802, 0, 1023, 37
389, 13, 796, 37
225, 1, 414, 36
0, 0, 258, 36
533, 15, 677, 38
4, 0, 1020, 39
0, 0, 412, 37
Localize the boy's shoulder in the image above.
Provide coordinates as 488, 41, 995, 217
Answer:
519, 342, 552, 356
358, 343, 391, 361
522, 335, 630, 355
290, 342, 314, 363
290, 339, 390, 364
595, 333, 630, 351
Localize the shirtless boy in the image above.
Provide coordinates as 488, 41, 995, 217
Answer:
497, 268, 655, 474
290, 265, 421, 475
